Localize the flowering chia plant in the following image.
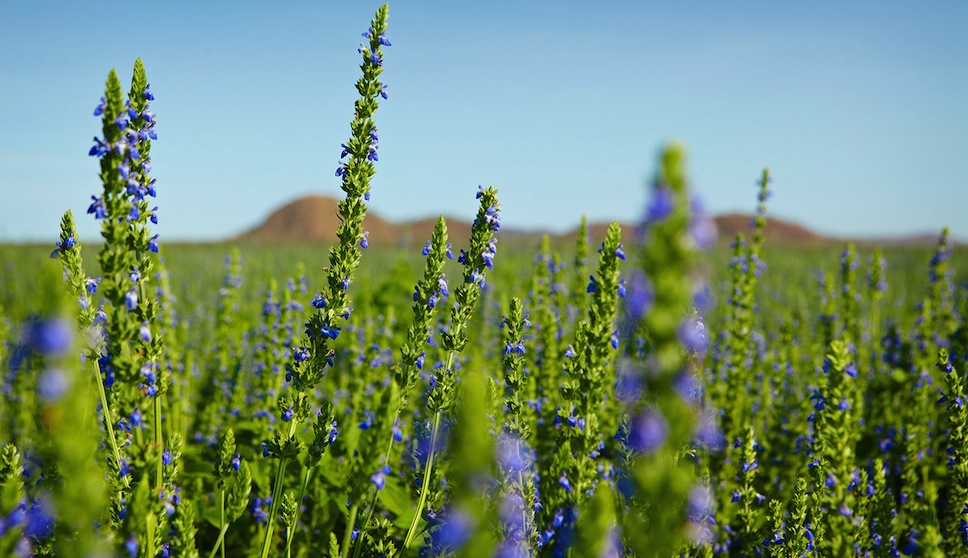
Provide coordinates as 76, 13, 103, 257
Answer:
1, 3, 968, 558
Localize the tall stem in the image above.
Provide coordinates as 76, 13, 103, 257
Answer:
260, 420, 297, 558
153, 393, 164, 489
207, 491, 226, 558
399, 411, 442, 556
341, 502, 360, 558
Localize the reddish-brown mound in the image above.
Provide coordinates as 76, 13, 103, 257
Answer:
713, 213, 824, 245
238, 195, 397, 244
238, 195, 844, 247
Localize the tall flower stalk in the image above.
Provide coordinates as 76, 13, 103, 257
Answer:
399, 185, 501, 555
85, 57, 167, 554
259, 6, 390, 558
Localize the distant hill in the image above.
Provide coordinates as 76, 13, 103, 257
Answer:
236, 194, 937, 248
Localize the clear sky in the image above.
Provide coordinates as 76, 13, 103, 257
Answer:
1, 1, 966, 243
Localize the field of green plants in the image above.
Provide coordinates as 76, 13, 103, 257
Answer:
2, 4, 968, 557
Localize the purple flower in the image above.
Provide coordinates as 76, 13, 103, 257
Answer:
678, 317, 708, 353
87, 196, 108, 219
625, 272, 653, 320
162, 448, 173, 466
433, 510, 474, 550
689, 214, 717, 250
38, 368, 69, 402
130, 407, 143, 427
27, 318, 72, 357
645, 187, 674, 222
370, 464, 391, 490
139, 321, 152, 342
629, 410, 668, 453
496, 434, 532, 473
558, 473, 573, 493
85, 277, 101, 294
125, 534, 139, 558
320, 324, 341, 339
124, 288, 138, 310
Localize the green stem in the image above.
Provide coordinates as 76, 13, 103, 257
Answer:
352, 490, 380, 558
146, 513, 157, 558
93, 359, 122, 469
154, 392, 164, 489
399, 411, 442, 556
260, 421, 297, 558
340, 502, 360, 558
351, 430, 398, 554
207, 526, 229, 558
208, 490, 226, 558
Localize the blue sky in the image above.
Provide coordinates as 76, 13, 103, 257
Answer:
2, 1, 966, 243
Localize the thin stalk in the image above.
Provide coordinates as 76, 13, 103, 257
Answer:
350, 431, 398, 557
92, 359, 122, 469
341, 502, 360, 558
260, 420, 297, 558
351, 486, 381, 558
154, 393, 164, 489
398, 411, 442, 556
207, 491, 227, 558
397, 349, 458, 555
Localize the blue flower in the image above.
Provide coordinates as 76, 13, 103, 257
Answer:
646, 186, 674, 222
87, 196, 108, 219
27, 317, 72, 357
162, 448, 173, 466
125, 534, 139, 558
370, 464, 392, 490
628, 410, 668, 453
432, 510, 474, 551
320, 324, 341, 339
124, 288, 138, 310
38, 367, 68, 402
231, 453, 241, 472
558, 473, 573, 493
85, 277, 101, 294
139, 321, 152, 342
